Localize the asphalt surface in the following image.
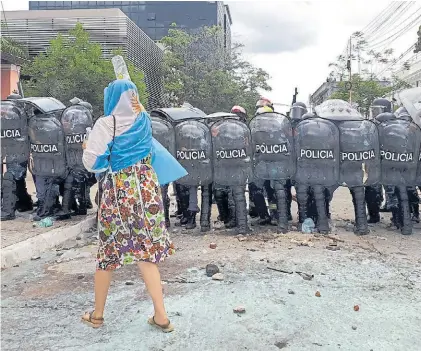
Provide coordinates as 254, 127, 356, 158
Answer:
1, 188, 421, 351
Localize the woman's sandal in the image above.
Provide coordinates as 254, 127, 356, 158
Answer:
81, 311, 104, 328
148, 316, 174, 333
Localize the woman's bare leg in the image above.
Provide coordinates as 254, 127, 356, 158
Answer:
93, 270, 113, 318
138, 261, 168, 324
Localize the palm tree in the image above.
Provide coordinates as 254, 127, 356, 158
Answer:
1, 22, 28, 60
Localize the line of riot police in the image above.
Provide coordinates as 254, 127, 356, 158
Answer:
1, 95, 95, 222
151, 95, 421, 236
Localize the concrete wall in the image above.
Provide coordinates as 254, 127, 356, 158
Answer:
1, 64, 20, 99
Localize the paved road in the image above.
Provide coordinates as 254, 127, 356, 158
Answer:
1, 188, 421, 351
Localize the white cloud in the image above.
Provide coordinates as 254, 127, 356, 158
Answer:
229, 0, 418, 112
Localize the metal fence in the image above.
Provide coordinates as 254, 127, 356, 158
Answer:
1, 8, 165, 109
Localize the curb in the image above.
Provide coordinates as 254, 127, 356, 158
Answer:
1, 215, 96, 269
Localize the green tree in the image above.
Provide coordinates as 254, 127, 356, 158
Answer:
329, 74, 411, 116
1, 23, 28, 61
160, 25, 271, 116
22, 23, 147, 116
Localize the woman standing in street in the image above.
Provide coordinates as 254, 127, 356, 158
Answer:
81, 79, 186, 332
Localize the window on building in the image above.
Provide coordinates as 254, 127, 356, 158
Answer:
88, 1, 97, 6
147, 13, 156, 21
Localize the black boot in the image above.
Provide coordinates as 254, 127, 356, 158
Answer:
412, 205, 420, 223
1, 172, 17, 221
214, 187, 229, 223
367, 211, 380, 224
162, 185, 171, 228
248, 205, 259, 218
33, 200, 54, 221
55, 175, 73, 221
185, 210, 197, 230
86, 186, 93, 209
15, 179, 33, 212
76, 178, 88, 216
225, 189, 236, 229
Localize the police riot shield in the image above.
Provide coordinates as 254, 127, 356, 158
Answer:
211, 118, 252, 186
249, 112, 295, 181
378, 119, 421, 186
316, 99, 381, 235
294, 117, 340, 233
151, 117, 175, 156
211, 118, 252, 234
61, 105, 93, 171
338, 120, 380, 186
294, 118, 340, 186
174, 120, 213, 186
315, 100, 380, 187
378, 119, 421, 235
1, 102, 29, 164
249, 112, 295, 233
28, 112, 67, 178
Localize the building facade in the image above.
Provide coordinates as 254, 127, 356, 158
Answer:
1, 9, 164, 108
28, 1, 232, 48
309, 81, 339, 107
310, 79, 392, 108
395, 56, 421, 88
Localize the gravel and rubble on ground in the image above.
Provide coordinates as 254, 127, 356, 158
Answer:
1, 188, 420, 351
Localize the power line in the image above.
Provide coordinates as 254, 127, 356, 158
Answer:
361, 2, 400, 35
365, 2, 415, 42
363, 2, 404, 39
377, 44, 416, 76
366, 11, 421, 50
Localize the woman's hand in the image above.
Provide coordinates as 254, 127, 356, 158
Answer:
82, 140, 87, 150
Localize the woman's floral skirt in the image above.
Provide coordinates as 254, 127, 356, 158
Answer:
97, 156, 175, 271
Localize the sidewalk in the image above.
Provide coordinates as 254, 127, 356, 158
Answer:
1, 174, 98, 268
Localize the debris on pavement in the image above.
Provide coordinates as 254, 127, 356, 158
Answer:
212, 273, 224, 281
352, 326, 357, 330
315, 291, 321, 297
209, 243, 217, 249
288, 289, 295, 295
125, 281, 135, 286
301, 218, 315, 233
35, 217, 54, 228
233, 306, 246, 314
267, 266, 293, 274
326, 245, 341, 251
236, 235, 246, 242
31, 256, 41, 261
291, 238, 314, 247
354, 305, 360, 311
77, 275, 84, 280
206, 264, 220, 277
274, 341, 289, 349
296, 272, 314, 281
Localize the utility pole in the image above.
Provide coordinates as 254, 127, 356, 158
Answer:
292, 87, 298, 105
347, 36, 352, 103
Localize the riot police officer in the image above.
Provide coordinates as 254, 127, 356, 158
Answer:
27, 98, 73, 221
366, 98, 392, 221
249, 98, 276, 225
61, 102, 93, 216
1, 96, 33, 220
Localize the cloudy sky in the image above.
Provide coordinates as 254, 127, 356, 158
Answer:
2, 1, 418, 112
228, 0, 417, 111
